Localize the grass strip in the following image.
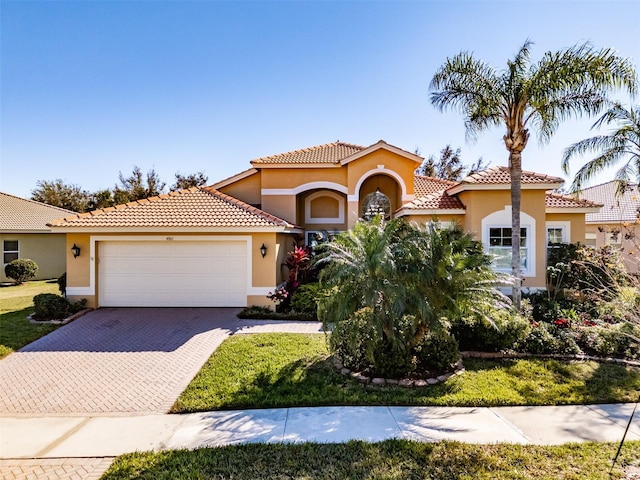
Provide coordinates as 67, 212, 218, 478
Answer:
102, 439, 640, 479
173, 333, 640, 412
0, 280, 60, 358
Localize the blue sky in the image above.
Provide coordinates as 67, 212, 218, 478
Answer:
1, 0, 638, 199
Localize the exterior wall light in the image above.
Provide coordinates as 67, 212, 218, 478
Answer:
260, 243, 267, 258
71, 244, 81, 258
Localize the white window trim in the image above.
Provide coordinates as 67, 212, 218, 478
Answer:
304, 191, 345, 224
3, 240, 19, 266
481, 206, 536, 277
546, 221, 570, 245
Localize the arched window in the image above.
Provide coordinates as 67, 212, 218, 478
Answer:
361, 189, 391, 220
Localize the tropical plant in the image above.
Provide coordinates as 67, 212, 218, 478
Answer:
562, 103, 640, 193
317, 217, 510, 376
430, 40, 637, 309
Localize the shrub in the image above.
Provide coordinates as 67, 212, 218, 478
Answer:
33, 293, 86, 320
452, 309, 530, 352
330, 307, 380, 372
414, 329, 459, 372
58, 272, 66, 296
4, 259, 38, 284
290, 283, 321, 317
519, 322, 559, 354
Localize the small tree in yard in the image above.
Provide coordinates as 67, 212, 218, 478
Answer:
4, 259, 38, 285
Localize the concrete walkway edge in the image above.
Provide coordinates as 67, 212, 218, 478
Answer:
2, 404, 639, 460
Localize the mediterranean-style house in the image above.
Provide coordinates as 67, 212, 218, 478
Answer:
578, 181, 640, 274
1, 192, 73, 283
49, 140, 602, 308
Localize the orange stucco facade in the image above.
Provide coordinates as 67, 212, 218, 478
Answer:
56, 140, 601, 308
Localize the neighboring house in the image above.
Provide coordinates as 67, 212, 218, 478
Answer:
0, 192, 74, 283
49, 140, 602, 308
578, 181, 640, 274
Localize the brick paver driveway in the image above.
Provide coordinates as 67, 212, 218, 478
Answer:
0, 308, 243, 416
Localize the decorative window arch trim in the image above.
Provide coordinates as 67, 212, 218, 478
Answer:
348, 166, 411, 202
481, 206, 536, 277
262, 182, 348, 196
304, 191, 346, 224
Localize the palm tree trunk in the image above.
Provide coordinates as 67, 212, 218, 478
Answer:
509, 151, 522, 310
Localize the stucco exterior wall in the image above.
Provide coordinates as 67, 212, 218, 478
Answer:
586, 222, 640, 274
217, 172, 262, 206
457, 189, 548, 289
65, 231, 290, 308
0, 233, 66, 282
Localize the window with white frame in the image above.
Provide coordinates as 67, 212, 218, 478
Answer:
488, 227, 528, 271
3, 240, 19, 265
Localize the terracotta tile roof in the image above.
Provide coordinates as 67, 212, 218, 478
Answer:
414, 176, 458, 197
403, 191, 466, 211
49, 187, 295, 229
578, 181, 640, 223
250, 142, 366, 165
453, 166, 565, 187
0, 192, 74, 232
545, 192, 602, 210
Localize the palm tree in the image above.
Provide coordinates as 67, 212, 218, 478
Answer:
317, 217, 508, 376
430, 40, 637, 309
562, 103, 640, 193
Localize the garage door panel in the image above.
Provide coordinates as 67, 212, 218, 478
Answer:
98, 241, 248, 307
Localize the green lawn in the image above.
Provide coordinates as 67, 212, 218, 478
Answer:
172, 333, 640, 412
0, 280, 61, 358
101, 440, 640, 480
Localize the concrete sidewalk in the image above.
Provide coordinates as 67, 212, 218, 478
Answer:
1, 404, 638, 460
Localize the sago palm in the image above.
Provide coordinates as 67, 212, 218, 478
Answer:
562, 103, 640, 193
430, 40, 637, 309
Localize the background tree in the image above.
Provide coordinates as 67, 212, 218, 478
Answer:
115, 166, 166, 202
562, 103, 640, 194
416, 145, 488, 180
171, 171, 208, 191
31, 179, 90, 212
430, 40, 637, 309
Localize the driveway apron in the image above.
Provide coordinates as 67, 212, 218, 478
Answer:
0, 308, 243, 416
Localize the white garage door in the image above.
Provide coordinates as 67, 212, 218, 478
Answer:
98, 241, 247, 307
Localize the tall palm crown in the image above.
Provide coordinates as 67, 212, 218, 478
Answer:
562, 103, 640, 193
430, 40, 637, 308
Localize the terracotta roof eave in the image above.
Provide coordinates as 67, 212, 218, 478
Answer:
248, 162, 342, 169
0, 228, 55, 233
47, 226, 300, 233
396, 208, 466, 216
546, 207, 603, 214
446, 182, 564, 195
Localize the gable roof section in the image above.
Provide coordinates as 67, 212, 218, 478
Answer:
249, 140, 423, 168
545, 192, 602, 213
446, 166, 564, 194
49, 187, 298, 232
577, 181, 640, 223
414, 176, 458, 197
250, 141, 366, 166
0, 192, 74, 232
